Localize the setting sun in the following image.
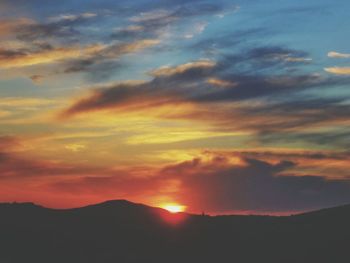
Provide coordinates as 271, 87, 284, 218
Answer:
161, 204, 187, 213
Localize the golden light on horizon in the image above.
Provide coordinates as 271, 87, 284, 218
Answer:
161, 203, 187, 213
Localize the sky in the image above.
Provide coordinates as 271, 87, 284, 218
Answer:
0, 0, 350, 215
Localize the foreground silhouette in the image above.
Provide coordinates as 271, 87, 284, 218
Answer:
0, 200, 349, 263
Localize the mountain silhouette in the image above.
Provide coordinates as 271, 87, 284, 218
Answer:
1, 200, 349, 263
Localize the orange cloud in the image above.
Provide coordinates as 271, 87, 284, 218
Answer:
327, 51, 350, 59
0, 18, 34, 37
324, 67, 350, 75
0, 44, 105, 69
0, 38, 159, 69
206, 78, 237, 87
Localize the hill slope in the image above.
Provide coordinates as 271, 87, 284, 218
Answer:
0, 200, 349, 263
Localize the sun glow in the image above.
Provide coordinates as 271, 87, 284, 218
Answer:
162, 204, 186, 213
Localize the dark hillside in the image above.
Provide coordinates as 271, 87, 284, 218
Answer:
1, 201, 349, 263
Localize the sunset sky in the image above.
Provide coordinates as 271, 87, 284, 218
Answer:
0, 0, 350, 214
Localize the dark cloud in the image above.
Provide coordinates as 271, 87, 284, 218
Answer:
0, 48, 27, 60
190, 28, 270, 56
260, 129, 350, 148
85, 61, 125, 82
59, 60, 215, 117
2, 1, 229, 79
203, 149, 350, 162
60, 46, 342, 122
63, 59, 97, 74
247, 46, 310, 63
234, 98, 350, 132
64, 59, 124, 83
59, 39, 158, 79
200, 150, 350, 179
15, 13, 97, 42
163, 156, 350, 213
111, 27, 147, 41
58, 44, 350, 146
214, 46, 312, 78
193, 74, 321, 103
17, 24, 75, 42
238, 150, 350, 161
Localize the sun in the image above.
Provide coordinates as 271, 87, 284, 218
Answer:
161, 203, 186, 213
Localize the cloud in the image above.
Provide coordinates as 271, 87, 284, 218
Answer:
0, 136, 20, 151
183, 21, 208, 39
0, 148, 176, 208
218, 46, 312, 75
0, 39, 159, 70
61, 39, 159, 75
192, 74, 324, 103
64, 144, 86, 152
230, 150, 350, 163
15, 13, 97, 41
328, 51, 350, 59
234, 98, 350, 132
190, 28, 269, 55
46, 154, 350, 213
260, 129, 350, 149
0, 12, 161, 78
130, 9, 174, 23
29, 74, 44, 84
206, 78, 237, 87
100, 39, 160, 58
202, 150, 350, 179
61, 45, 317, 115
0, 97, 56, 107
111, 2, 230, 42
0, 151, 106, 178
48, 13, 97, 23
111, 25, 146, 40
1, 146, 350, 213
0, 18, 34, 37
1, 2, 228, 79
59, 81, 177, 118
0, 44, 105, 69
59, 47, 348, 138
249, 47, 312, 63
59, 59, 216, 118
283, 56, 312, 62
162, 155, 350, 213
149, 60, 216, 77
129, 3, 228, 23
325, 67, 350, 75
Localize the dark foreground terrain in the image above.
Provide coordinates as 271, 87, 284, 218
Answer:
1, 200, 349, 263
